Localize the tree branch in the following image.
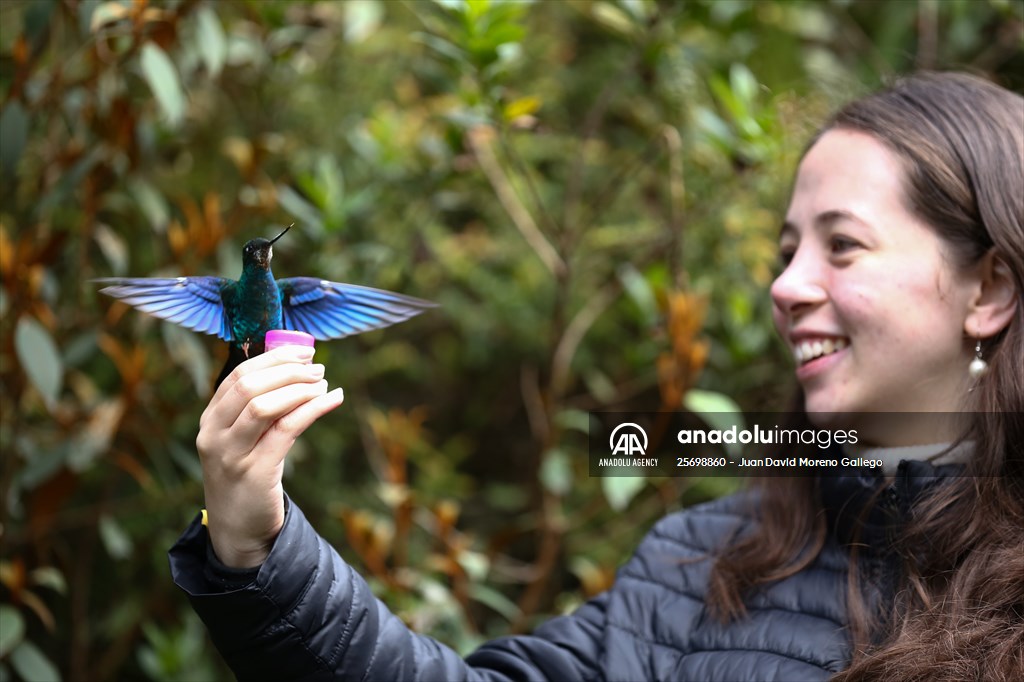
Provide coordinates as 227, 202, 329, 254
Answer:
468, 126, 566, 278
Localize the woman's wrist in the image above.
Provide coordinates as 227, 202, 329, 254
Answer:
204, 509, 277, 568
207, 526, 273, 568
203, 494, 288, 568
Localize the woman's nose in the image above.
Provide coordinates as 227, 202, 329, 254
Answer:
770, 249, 828, 319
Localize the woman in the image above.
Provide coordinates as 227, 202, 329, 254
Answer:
170, 72, 1023, 681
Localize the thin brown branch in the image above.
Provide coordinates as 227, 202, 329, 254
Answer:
661, 124, 685, 286
915, 0, 939, 71
497, 132, 562, 242
551, 283, 620, 400
468, 126, 566, 278
510, 488, 564, 632
520, 364, 549, 445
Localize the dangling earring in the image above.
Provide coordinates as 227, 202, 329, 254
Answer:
968, 338, 988, 379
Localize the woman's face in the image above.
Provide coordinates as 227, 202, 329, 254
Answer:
771, 129, 977, 433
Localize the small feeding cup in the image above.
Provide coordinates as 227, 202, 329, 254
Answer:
265, 329, 316, 354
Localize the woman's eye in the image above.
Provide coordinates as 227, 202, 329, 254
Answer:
777, 243, 797, 266
830, 236, 859, 254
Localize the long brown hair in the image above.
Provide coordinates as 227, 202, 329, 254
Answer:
707, 73, 1024, 680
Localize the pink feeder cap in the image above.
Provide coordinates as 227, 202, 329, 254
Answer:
265, 329, 316, 350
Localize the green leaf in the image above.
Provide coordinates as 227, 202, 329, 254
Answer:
67, 398, 125, 472
455, 550, 489, 580
16, 444, 69, 490
313, 154, 345, 223
89, 1, 131, 32
162, 322, 212, 398
554, 409, 591, 435
99, 515, 133, 560
684, 389, 743, 425
14, 316, 63, 409
0, 607, 25, 658
0, 101, 28, 177
93, 223, 128, 275
344, 0, 384, 43
617, 263, 658, 326
539, 448, 572, 496
196, 7, 227, 77
468, 583, 521, 621
77, 0, 102, 33
602, 474, 646, 511
727, 289, 753, 325
684, 389, 745, 456
136, 646, 162, 680
622, 0, 652, 21
29, 567, 67, 595
127, 178, 169, 232
276, 185, 324, 235
412, 32, 469, 66
694, 107, 733, 148
708, 73, 737, 115
729, 63, 759, 106
62, 331, 98, 368
37, 147, 101, 213
709, 0, 752, 23
581, 369, 617, 405
140, 43, 186, 126
591, 2, 638, 38
10, 641, 62, 682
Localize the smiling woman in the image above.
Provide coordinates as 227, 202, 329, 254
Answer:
169, 72, 1023, 682
772, 126, 1016, 439
712, 72, 1024, 680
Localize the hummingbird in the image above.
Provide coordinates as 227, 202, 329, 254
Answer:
95, 225, 436, 387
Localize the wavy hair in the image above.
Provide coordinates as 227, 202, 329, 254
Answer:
706, 73, 1024, 680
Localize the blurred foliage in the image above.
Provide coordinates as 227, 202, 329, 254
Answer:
0, 0, 1021, 679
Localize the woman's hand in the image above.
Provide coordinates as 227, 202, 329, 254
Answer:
196, 345, 345, 568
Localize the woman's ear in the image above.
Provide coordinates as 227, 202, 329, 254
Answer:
965, 250, 1017, 338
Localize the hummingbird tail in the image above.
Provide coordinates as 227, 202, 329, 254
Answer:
214, 344, 251, 390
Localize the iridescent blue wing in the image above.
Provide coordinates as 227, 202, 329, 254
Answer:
277, 277, 436, 341
95, 277, 234, 340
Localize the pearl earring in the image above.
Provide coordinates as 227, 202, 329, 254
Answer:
968, 338, 988, 379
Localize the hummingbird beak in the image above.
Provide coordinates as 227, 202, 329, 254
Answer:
269, 224, 292, 246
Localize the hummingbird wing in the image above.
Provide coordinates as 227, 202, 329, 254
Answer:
95, 277, 235, 340
277, 277, 436, 341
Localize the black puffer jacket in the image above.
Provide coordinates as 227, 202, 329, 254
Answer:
170, 460, 960, 681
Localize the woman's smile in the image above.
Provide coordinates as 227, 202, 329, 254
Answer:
793, 337, 849, 382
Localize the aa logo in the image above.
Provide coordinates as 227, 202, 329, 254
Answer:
609, 423, 648, 457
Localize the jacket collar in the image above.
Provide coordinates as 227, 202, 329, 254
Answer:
818, 456, 966, 551
844, 441, 973, 475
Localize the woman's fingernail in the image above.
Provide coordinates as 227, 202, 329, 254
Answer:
309, 363, 325, 378
329, 387, 344, 403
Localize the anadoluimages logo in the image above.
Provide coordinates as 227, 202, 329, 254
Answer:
609, 422, 648, 456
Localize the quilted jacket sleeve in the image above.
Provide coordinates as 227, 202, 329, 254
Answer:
169, 497, 607, 682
